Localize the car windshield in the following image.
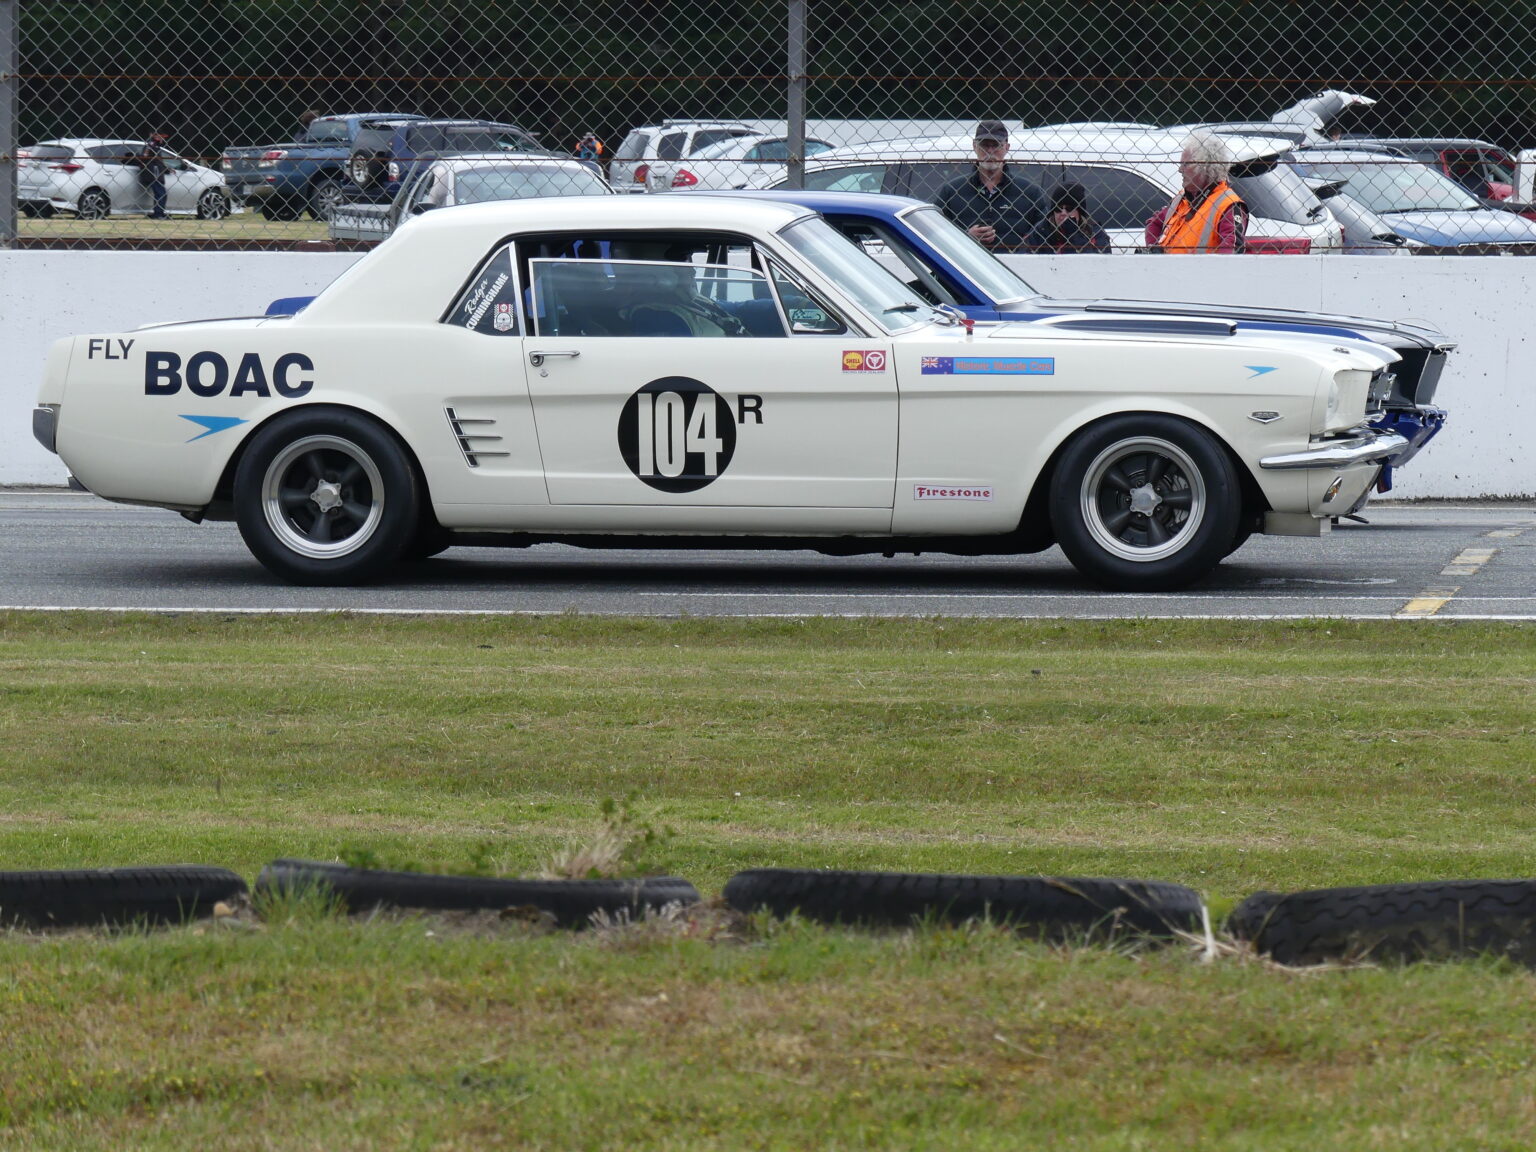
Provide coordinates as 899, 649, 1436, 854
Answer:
453, 165, 608, 202
901, 205, 1039, 303
776, 216, 934, 332
1293, 158, 1481, 213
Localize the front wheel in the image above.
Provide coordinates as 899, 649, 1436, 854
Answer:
307, 176, 346, 220
1049, 414, 1240, 591
196, 188, 231, 220
233, 409, 422, 585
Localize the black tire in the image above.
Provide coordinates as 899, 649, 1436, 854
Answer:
76, 188, 111, 220
723, 868, 1203, 939
196, 188, 231, 220
1048, 413, 1241, 591
347, 150, 385, 190
307, 175, 346, 221
1228, 880, 1536, 966
20, 202, 38, 218
233, 407, 422, 585
0, 865, 247, 929
401, 517, 453, 562
255, 859, 701, 928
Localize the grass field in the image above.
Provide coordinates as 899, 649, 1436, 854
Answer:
3, 611, 1535, 1148
18, 211, 331, 245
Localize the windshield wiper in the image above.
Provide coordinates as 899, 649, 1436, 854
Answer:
883, 304, 922, 313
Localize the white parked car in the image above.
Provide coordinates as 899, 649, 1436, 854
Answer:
608, 119, 760, 192
34, 197, 1406, 590
756, 125, 1344, 253
17, 138, 232, 220
329, 152, 611, 241
647, 132, 835, 192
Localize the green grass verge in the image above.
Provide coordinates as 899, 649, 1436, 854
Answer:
2, 611, 1534, 1148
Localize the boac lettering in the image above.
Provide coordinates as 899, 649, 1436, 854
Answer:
143, 351, 315, 398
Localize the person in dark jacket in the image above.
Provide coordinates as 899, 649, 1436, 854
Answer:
134, 133, 170, 219
1025, 182, 1111, 253
934, 119, 1045, 252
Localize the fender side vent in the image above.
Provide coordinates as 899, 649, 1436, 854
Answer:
445, 406, 510, 468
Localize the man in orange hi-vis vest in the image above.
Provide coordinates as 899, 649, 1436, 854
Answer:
1145, 130, 1249, 253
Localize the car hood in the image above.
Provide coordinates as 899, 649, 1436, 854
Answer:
1366, 208, 1536, 246
1017, 296, 1448, 351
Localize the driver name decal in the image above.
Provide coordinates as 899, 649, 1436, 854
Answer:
920, 356, 1054, 376
618, 377, 762, 493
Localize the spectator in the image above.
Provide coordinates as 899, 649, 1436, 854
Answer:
299, 109, 321, 133
935, 119, 1045, 252
133, 133, 170, 220
1025, 182, 1111, 253
1145, 130, 1248, 253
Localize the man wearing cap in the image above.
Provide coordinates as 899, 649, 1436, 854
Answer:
133, 133, 170, 219
934, 120, 1045, 252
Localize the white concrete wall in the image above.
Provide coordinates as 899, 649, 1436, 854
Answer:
3, 251, 1530, 496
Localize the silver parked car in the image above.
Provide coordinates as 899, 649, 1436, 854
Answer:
17, 138, 232, 220
329, 152, 611, 241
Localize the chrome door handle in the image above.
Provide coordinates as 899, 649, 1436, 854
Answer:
528, 349, 580, 367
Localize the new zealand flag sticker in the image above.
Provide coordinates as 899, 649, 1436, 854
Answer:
920, 356, 1054, 376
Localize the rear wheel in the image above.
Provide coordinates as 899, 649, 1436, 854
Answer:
1049, 414, 1240, 590
76, 188, 111, 220
233, 408, 421, 585
307, 175, 346, 220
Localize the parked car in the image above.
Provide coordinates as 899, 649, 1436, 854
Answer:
18, 138, 232, 220
35, 197, 1409, 591
711, 189, 1450, 487
329, 152, 612, 242
1331, 138, 1536, 220
1286, 148, 1536, 251
646, 132, 835, 191
346, 119, 544, 201
754, 125, 1344, 253
608, 119, 760, 192
221, 112, 425, 221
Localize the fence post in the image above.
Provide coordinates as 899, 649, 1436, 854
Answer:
785, 0, 806, 190
0, 0, 17, 249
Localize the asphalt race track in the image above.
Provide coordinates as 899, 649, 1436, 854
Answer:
3, 489, 1533, 620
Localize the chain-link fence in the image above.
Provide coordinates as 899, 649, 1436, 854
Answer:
7, 0, 1536, 252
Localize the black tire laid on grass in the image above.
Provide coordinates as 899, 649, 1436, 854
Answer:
255, 859, 701, 929
0, 866, 247, 929
723, 869, 1203, 939
1227, 880, 1536, 966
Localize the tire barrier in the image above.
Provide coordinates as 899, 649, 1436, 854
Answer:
254, 858, 701, 929
0, 865, 248, 929
1227, 880, 1536, 966
723, 868, 1204, 940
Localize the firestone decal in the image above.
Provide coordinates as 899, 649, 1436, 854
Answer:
618, 377, 763, 493
914, 484, 995, 501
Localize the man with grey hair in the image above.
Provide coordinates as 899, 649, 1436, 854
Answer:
1145, 130, 1248, 253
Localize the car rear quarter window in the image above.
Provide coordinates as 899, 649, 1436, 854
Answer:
85, 143, 136, 163
25, 144, 75, 160
900, 162, 973, 204
690, 129, 751, 154
615, 131, 651, 161
444, 244, 521, 336
656, 132, 688, 161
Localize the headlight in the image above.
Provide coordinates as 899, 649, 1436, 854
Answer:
1324, 368, 1372, 433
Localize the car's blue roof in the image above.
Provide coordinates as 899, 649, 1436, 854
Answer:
700, 189, 930, 217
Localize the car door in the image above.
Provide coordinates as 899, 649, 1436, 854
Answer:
161, 153, 203, 211
520, 250, 897, 525
86, 143, 148, 213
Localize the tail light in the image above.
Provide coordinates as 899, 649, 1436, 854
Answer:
220, 157, 232, 170
633, 163, 649, 183
670, 168, 699, 188
48, 162, 84, 173
256, 149, 288, 168
17, 149, 31, 160
387, 161, 400, 181
1246, 237, 1311, 255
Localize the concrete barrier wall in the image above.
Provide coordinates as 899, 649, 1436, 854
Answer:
3, 251, 1529, 497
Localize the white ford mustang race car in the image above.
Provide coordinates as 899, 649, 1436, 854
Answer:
33, 197, 1408, 589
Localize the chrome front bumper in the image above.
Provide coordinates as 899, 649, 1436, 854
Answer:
1259, 427, 1409, 471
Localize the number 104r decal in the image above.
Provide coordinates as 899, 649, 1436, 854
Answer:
618, 377, 763, 493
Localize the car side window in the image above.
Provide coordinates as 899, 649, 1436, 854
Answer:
529, 258, 783, 338
1060, 165, 1169, 230
900, 162, 971, 204
802, 164, 887, 193
767, 262, 848, 335
443, 243, 521, 336
691, 129, 743, 153
656, 132, 687, 161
